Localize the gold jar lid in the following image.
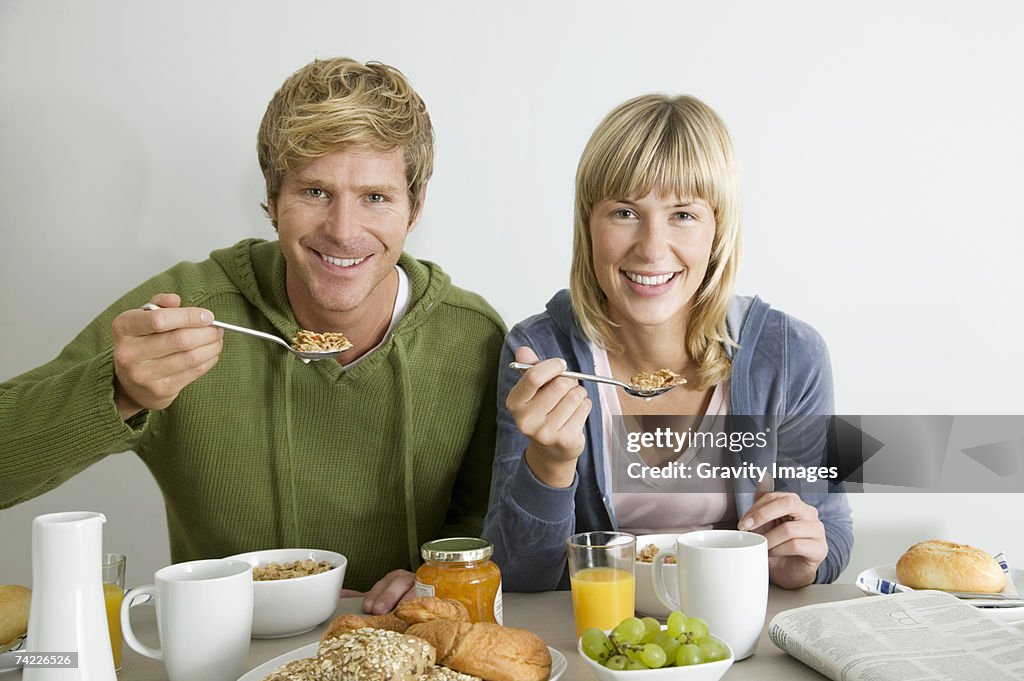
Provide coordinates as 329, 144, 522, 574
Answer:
421, 537, 493, 563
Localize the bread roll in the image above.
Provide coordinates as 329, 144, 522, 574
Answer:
261, 657, 323, 681
318, 627, 435, 681
0, 585, 31, 645
394, 597, 470, 625
423, 667, 482, 681
896, 540, 1005, 593
407, 620, 551, 681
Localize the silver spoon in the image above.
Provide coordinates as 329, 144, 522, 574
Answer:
141, 303, 349, 363
509, 361, 682, 398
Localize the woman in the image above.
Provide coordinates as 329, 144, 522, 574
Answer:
482, 94, 852, 592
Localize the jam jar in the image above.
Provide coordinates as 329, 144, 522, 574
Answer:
414, 537, 503, 624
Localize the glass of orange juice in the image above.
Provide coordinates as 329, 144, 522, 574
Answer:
567, 532, 635, 637
101, 553, 126, 672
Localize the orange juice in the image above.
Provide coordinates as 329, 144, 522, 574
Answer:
569, 566, 635, 636
103, 582, 124, 670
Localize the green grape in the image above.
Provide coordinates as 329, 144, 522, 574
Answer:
625, 659, 647, 670
611, 617, 645, 645
651, 631, 674, 648
580, 628, 613, 661
676, 643, 704, 666
605, 655, 628, 671
640, 643, 667, 669
640, 616, 661, 643
666, 610, 687, 638
698, 636, 730, 662
683, 616, 710, 641
660, 636, 681, 663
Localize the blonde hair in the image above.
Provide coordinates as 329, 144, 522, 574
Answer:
569, 94, 742, 390
257, 57, 434, 222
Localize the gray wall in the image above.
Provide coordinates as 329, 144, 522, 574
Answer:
2, 0, 1023, 590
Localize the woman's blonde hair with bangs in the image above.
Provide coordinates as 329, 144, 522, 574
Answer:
569, 94, 742, 390
257, 57, 434, 224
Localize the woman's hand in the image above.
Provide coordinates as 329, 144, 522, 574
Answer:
738, 491, 827, 589
506, 346, 592, 488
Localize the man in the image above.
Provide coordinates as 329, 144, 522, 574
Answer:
0, 58, 505, 613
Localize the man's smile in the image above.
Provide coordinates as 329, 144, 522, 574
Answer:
319, 251, 369, 268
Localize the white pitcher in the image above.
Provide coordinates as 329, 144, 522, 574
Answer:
24, 511, 116, 681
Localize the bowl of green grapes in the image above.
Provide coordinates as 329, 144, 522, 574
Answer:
578, 611, 733, 680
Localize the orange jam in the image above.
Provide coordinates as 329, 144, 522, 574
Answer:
414, 537, 503, 624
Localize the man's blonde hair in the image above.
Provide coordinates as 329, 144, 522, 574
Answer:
569, 94, 742, 390
258, 57, 434, 222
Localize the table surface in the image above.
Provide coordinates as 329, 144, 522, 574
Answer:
94, 584, 864, 681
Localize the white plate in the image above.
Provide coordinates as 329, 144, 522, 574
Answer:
0, 634, 27, 674
237, 641, 567, 681
856, 564, 1024, 622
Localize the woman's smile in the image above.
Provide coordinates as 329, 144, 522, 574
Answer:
621, 269, 681, 297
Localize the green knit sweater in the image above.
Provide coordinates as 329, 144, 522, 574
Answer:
0, 239, 506, 591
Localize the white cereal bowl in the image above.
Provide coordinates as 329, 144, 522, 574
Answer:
577, 629, 733, 681
635, 534, 680, 618
226, 548, 346, 638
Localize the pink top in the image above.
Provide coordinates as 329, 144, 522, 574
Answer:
591, 343, 738, 535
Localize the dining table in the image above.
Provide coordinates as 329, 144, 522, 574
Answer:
96, 583, 867, 681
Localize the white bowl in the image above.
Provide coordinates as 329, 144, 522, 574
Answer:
226, 548, 347, 638
635, 534, 680, 618
577, 627, 733, 681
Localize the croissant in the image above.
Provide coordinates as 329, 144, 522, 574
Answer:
395, 596, 470, 625
321, 596, 471, 643
321, 612, 409, 642
406, 620, 551, 681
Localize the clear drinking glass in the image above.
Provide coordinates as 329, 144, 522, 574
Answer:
101, 553, 126, 672
566, 532, 636, 637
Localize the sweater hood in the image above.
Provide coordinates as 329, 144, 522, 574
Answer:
545, 290, 584, 342
209, 238, 451, 570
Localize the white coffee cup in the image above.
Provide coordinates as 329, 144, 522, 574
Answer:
121, 559, 253, 681
652, 530, 768, 660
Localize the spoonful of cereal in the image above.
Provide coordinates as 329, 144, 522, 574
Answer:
509, 362, 683, 398
141, 303, 351, 363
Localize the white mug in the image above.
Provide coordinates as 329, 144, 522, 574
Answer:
121, 559, 253, 681
652, 530, 768, 660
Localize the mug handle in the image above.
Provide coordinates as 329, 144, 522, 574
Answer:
651, 549, 681, 612
121, 585, 163, 661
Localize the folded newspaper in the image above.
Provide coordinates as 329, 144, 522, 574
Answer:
769, 590, 1024, 680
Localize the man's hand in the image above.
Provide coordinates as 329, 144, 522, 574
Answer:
112, 293, 224, 419
738, 491, 828, 589
506, 346, 591, 488
359, 569, 416, 615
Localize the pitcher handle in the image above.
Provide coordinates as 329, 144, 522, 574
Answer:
121, 585, 162, 661
652, 549, 681, 612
